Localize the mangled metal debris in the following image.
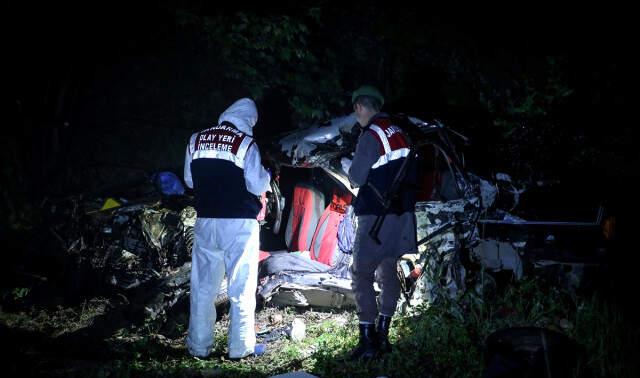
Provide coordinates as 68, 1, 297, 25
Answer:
39, 113, 610, 324
257, 252, 356, 309
42, 195, 204, 323
262, 112, 609, 312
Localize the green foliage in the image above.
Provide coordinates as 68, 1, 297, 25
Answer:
12, 287, 30, 300
1, 287, 31, 304
494, 57, 574, 122
573, 295, 639, 378
392, 308, 481, 378
115, 281, 631, 378
178, 10, 344, 122
2, 278, 634, 377
473, 56, 579, 176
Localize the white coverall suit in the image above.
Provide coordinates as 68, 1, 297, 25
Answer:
184, 98, 271, 358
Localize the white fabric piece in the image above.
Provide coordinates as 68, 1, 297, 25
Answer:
218, 98, 258, 136
243, 143, 271, 195
186, 218, 260, 359
184, 133, 197, 189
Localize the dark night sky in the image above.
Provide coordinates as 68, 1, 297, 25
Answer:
6, 1, 637, 195
9, 2, 635, 123
9, 2, 635, 105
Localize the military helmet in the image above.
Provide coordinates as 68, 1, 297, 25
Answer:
351, 85, 384, 108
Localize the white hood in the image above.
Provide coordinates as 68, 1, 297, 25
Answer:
218, 98, 258, 136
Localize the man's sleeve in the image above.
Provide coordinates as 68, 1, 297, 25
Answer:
348, 131, 380, 188
183, 135, 195, 189
243, 143, 272, 195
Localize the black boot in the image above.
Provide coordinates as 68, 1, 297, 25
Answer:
377, 314, 392, 354
349, 323, 378, 360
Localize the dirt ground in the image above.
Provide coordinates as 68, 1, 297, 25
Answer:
0, 290, 355, 377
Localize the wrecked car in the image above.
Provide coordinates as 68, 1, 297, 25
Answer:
258, 113, 484, 311
39, 113, 610, 324
256, 112, 610, 311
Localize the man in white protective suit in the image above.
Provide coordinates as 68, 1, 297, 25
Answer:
184, 98, 271, 359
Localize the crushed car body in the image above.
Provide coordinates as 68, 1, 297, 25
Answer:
258, 112, 609, 310
259, 113, 485, 310
40, 113, 610, 323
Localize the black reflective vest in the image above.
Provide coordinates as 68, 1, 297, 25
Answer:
189, 122, 261, 218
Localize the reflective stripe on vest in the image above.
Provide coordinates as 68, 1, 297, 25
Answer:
368, 123, 410, 169
191, 124, 253, 169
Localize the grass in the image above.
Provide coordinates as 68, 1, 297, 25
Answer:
573, 295, 639, 378
109, 279, 635, 377
1, 278, 637, 377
